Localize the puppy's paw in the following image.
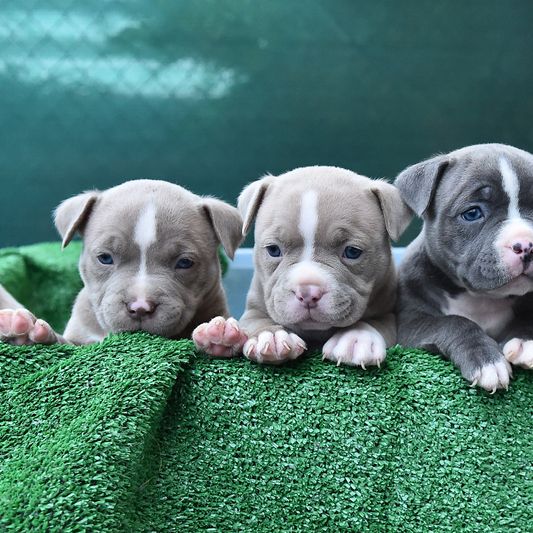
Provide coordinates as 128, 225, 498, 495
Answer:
470, 359, 512, 393
243, 330, 306, 364
192, 316, 247, 357
0, 308, 60, 345
503, 338, 533, 369
322, 322, 386, 369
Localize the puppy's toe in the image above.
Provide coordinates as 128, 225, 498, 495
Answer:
0, 308, 36, 344
471, 360, 512, 392
222, 317, 247, 347
0, 309, 15, 336
503, 338, 533, 369
204, 316, 227, 343
322, 322, 386, 369
29, 319, 59, 345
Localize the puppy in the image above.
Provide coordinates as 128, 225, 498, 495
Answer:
0, 179, 242, 344
395, 143, 533, 392
193, 166, 412, 366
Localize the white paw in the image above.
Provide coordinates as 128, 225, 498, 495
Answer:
192, 316, 247, 357
322, 322, 386, 368
0, 308, 59, 345
503, 338, 533, 369
470, 360, 512, 393
243, 330, 306, 364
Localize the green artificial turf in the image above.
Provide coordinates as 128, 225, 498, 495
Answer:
0, 243, 532, 532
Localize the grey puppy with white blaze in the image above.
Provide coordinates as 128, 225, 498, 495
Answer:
0, 179, 242, 344
395, 143, 533, 392
194, 166, 412, 366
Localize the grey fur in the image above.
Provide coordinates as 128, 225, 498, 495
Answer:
396, 143, 533, 390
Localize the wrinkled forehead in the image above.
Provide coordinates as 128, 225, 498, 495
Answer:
437, 150, 533, 205
85, 193, 207, 247
255, 181, 383, 242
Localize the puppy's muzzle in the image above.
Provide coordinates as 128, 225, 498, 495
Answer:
126, 298, 158, 319
293, 284, 324, 309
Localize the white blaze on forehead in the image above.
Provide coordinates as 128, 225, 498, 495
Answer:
134, 203, 157, 291
134, 203, 157, 248
499, 157, 520, 219
298, 190, 318, 261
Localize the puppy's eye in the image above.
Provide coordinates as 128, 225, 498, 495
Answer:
97, 253, 114, 265
175, 258, 194, 269
266, 245, 282, 257
461, 206, 484, 222
343, 246, 363, 260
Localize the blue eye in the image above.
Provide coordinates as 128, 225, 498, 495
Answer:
461, 206, 484, 222
97, 253, 114, 265
343, 246, 363, 260
175, 258, 194, 269
266, 245, 282, 257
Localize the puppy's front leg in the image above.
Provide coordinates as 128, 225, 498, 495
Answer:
399, 314, 511, 392
322, 314, 394, 369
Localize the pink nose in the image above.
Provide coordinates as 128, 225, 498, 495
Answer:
294, 284, 324, 308
126, 299, 157, 318
511, 239, 533, 261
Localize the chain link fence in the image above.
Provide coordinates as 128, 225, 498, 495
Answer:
1, 1, 532, 246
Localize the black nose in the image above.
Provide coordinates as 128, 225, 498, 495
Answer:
512, 242, 533, 263
126, 300, 157, 319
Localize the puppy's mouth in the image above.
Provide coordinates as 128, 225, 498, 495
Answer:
296, 319, 334, 331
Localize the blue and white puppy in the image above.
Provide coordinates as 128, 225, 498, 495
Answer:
396, 143, 533, 391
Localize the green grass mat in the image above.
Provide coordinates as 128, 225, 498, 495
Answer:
132, 349, 532, 532
0, 333, 190, 531
1, 341, 531, 532
0, 243, 532, 531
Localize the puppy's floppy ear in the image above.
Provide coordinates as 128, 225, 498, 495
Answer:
202, 198, 243, 260
54, 191, 100, 248
370, 180, 413, 242
237, 176, 271, 236
394, 155, 450, 216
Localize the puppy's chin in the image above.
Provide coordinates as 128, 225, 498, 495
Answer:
478, 274, 533, 298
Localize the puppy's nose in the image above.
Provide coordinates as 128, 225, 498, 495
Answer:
126, 299, 157, 318
294, 284, 324, 308
511, 239, 533, 262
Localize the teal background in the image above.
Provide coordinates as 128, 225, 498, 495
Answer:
1, 0, 532, 246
